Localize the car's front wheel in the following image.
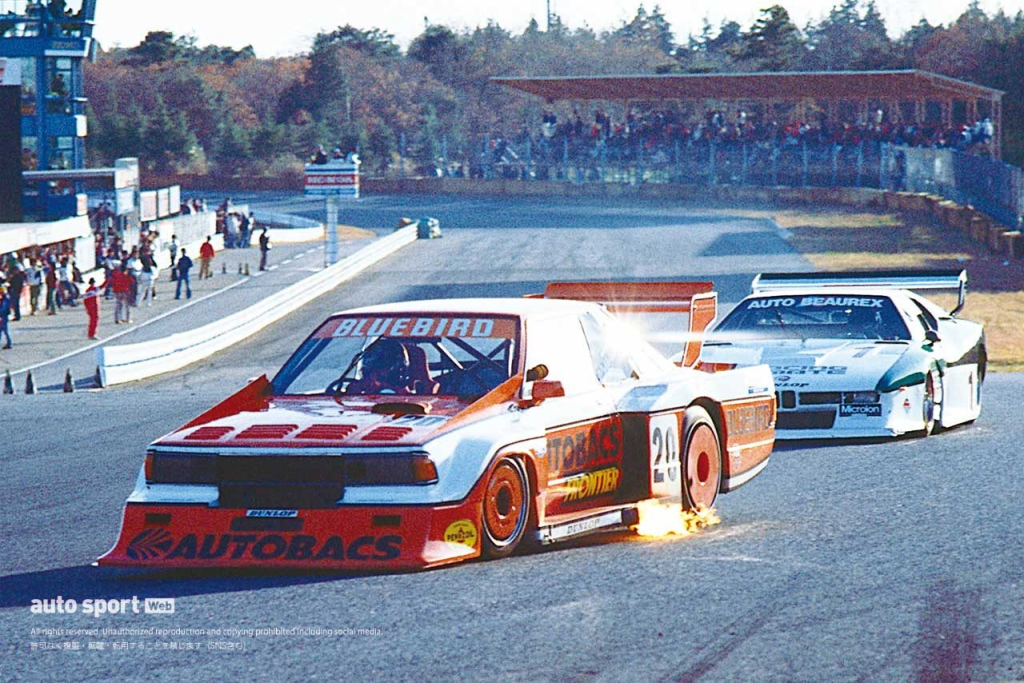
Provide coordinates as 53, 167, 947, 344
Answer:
481, 457, 530, 559
923, 371, 941, 435
680, 406, 723, 514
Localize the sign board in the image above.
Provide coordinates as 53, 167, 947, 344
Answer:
140, 190, 157, 222
169, 185, 181, 213
0, 58, 22, 86
76, 193, 88, 216
157, 187, 170, 218
115, 187, 135, 216
114, 158, 140, 190
305, 157, 360, 198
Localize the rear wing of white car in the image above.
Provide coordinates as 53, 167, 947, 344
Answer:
536, 281, 717, 368
752, 269, 968, 316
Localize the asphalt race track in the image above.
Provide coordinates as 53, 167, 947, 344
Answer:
2, 195, 1022, 681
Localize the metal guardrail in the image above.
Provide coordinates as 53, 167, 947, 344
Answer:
252, 210, 323, 229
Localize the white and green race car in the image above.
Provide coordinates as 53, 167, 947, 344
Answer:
700, 270, 985, 439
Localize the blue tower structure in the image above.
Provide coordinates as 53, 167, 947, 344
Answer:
0, 0, 97, 219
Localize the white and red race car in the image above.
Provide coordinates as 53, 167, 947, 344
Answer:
99, 282, 776, 571
700, 270, 985, 439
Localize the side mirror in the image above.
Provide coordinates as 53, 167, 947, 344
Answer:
530, 379, 565, 401
925, 330, 941, 344
526, 364, 549, 382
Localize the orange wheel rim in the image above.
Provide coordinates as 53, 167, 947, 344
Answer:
686, 424, 720, 510
484, 462, 524, 542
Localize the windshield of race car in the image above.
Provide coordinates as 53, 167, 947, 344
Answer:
714, 294, 911, 340
272, 315, 520, 397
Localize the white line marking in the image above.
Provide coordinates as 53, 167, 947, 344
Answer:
8, 277, 251, 377
268, 265, 279, 271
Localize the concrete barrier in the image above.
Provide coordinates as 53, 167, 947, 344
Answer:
96, 226, 418, 386
987, 222, 1008, 251
1001, 231, 1023, 259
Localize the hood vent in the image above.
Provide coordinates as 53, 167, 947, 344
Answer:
371, 402, 430, 416
235, 424, 298, 440
295, 424, 358, 440
362, 426, 414, 442
185, 426, 234, 441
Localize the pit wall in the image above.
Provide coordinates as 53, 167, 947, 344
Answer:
142, 174, 1021, 259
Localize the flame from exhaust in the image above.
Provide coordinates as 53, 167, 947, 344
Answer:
632, 500, 721, 538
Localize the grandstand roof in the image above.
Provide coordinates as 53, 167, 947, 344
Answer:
492, 70, 1003, 103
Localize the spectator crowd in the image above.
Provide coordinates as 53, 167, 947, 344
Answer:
0, 195, 260, 350
473, 107, 996, 176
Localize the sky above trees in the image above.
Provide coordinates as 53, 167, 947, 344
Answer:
90, 0, 1024, 57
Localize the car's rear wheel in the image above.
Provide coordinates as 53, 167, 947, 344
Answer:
681, 407, 722, 514
481, 457, 530, 559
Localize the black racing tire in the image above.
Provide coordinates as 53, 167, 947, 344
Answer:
481, 457, 530, 559
976, 347, 987, 408
680, 406, 723, 514
923, 371, 939, 436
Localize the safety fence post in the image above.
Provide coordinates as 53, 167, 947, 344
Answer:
831, 144, 838, 187
673, 139, 680, 184
801, 139, 809, 188
399, 132, 406, 179
565, 137, 573, 181
526, 138, 532, 181
771, 143, 779, 187
708, 140, 716, 186
441, 135, 448, 177
879, 143, 888, 189
856, 139, 864, 187
741, 143, 748, 185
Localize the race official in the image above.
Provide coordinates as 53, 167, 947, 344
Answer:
168, 235, 179, 280
111, 263, 133, 324
175, 248, 193, 299
199, 236, 215, 279
0, 284, 13, 349
26, 260, 42, 315
83, 277, 100, 339
259, 228, 271, 271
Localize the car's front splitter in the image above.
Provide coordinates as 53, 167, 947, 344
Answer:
96, 497, 485, 571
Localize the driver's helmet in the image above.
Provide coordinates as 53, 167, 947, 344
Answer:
847, 306, 880, 327
360, 338, 410, 387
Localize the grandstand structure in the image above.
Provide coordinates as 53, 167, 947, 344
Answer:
493, 70, 1005, 160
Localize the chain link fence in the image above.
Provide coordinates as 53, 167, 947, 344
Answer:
387, 137, 893, 189
383, 135, 1022, 227
883, 146, 1024, 228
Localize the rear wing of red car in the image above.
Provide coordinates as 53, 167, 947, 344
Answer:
537, 281, 717, 367
752, 269, 968, 316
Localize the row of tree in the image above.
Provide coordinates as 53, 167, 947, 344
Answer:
83, 2, 1024, 174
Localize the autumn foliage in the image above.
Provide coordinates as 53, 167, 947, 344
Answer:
83, 3, 1024, 175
